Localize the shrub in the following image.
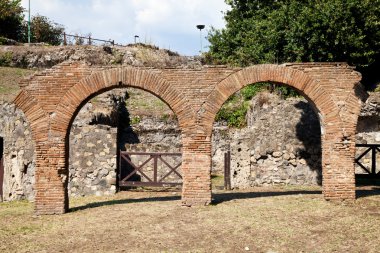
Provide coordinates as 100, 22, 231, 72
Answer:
0, 51, 13, 66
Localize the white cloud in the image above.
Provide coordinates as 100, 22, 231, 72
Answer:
21, 0, 228, 55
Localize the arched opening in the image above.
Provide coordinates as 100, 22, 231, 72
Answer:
66, 86, 182, 208
211, 82, 323, 199
354, 92, 380, 196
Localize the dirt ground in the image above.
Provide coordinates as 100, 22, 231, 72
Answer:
1, 186, 380, 253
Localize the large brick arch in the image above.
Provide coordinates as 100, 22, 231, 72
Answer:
43, 67, 197, 214
12, 61, 363, 214
199, 64, 341, 135
198, 64, 362, 201
51, 67, 195, 136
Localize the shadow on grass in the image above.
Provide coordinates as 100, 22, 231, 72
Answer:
356, 188, 380, 198
212, 190, 322, 204
70, 190, 322, 212
70, 195, 181, 213
69, 187, 380, 213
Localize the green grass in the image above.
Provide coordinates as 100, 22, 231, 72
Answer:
211, 174, 224, 189
0, 67, 35, 101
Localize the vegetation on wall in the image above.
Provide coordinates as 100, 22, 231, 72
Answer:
216, 83, 300, 128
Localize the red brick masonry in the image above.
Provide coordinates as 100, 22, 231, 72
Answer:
14, 62, 363, 214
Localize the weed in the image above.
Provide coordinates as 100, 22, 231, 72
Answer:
131, 116, 141, 125
216, 100, 249, 128
0, 52, 13, 67
111, 50, 124, 65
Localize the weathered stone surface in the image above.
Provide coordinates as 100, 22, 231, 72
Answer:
0, 45, 202, 69
0, 102, 34, 201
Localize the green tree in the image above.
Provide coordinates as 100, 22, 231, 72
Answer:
27, 14, 65, 45
207, 0, 380, 88
0, 0, 24, 41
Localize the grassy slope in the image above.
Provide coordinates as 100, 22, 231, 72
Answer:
0, 67, 35, 102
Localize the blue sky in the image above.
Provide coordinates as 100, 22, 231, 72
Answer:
21, 0, 228, 56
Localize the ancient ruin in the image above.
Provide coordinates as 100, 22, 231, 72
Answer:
11, 61, 364, 214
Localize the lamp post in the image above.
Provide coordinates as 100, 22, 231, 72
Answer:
196, 24, 205, 54
28, 0, 31, 44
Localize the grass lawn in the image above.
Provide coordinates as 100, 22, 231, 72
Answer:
1, 186, 380, 252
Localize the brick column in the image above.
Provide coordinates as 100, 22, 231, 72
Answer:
322, 127, 356, 201
34, 141, 68, 214
181, 135, 212, 206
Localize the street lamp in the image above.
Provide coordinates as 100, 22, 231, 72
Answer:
196, 24, 205, 54
134, 35, 139, 44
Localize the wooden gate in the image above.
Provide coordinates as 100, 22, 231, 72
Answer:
119, 151, 182, 187
355, 143, 380, 177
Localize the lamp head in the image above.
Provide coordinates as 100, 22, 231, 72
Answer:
196, 25, 205, 30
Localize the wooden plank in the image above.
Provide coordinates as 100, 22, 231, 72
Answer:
119, 150, 183, 188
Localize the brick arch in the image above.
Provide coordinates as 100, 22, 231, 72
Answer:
13, 89, 49, 142
198, 64, 360, 202
11, 61, 363, 214
51, 67, 195, 137
200, 64, 341, 136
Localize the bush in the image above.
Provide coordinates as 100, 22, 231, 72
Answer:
0, 51, 13, 66
0, 0, 24, 41
25, 14, 64, 45
215, 83, 300, 128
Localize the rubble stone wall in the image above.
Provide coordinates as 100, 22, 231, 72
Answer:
2, 90, 379, 201
0, 102, 35, 201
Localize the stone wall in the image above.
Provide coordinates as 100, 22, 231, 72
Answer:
2, 87, 380, 202
227, 92, 322, 188
0, 102, 34, 201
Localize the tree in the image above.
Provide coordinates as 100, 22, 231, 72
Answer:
0, 0, 24, 41
27, 14, 65, 45
207, 0, 380, 88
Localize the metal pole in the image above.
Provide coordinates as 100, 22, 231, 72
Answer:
28, 0, 31, 44
196, 25, 205, 55
199, 29, 202, 54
